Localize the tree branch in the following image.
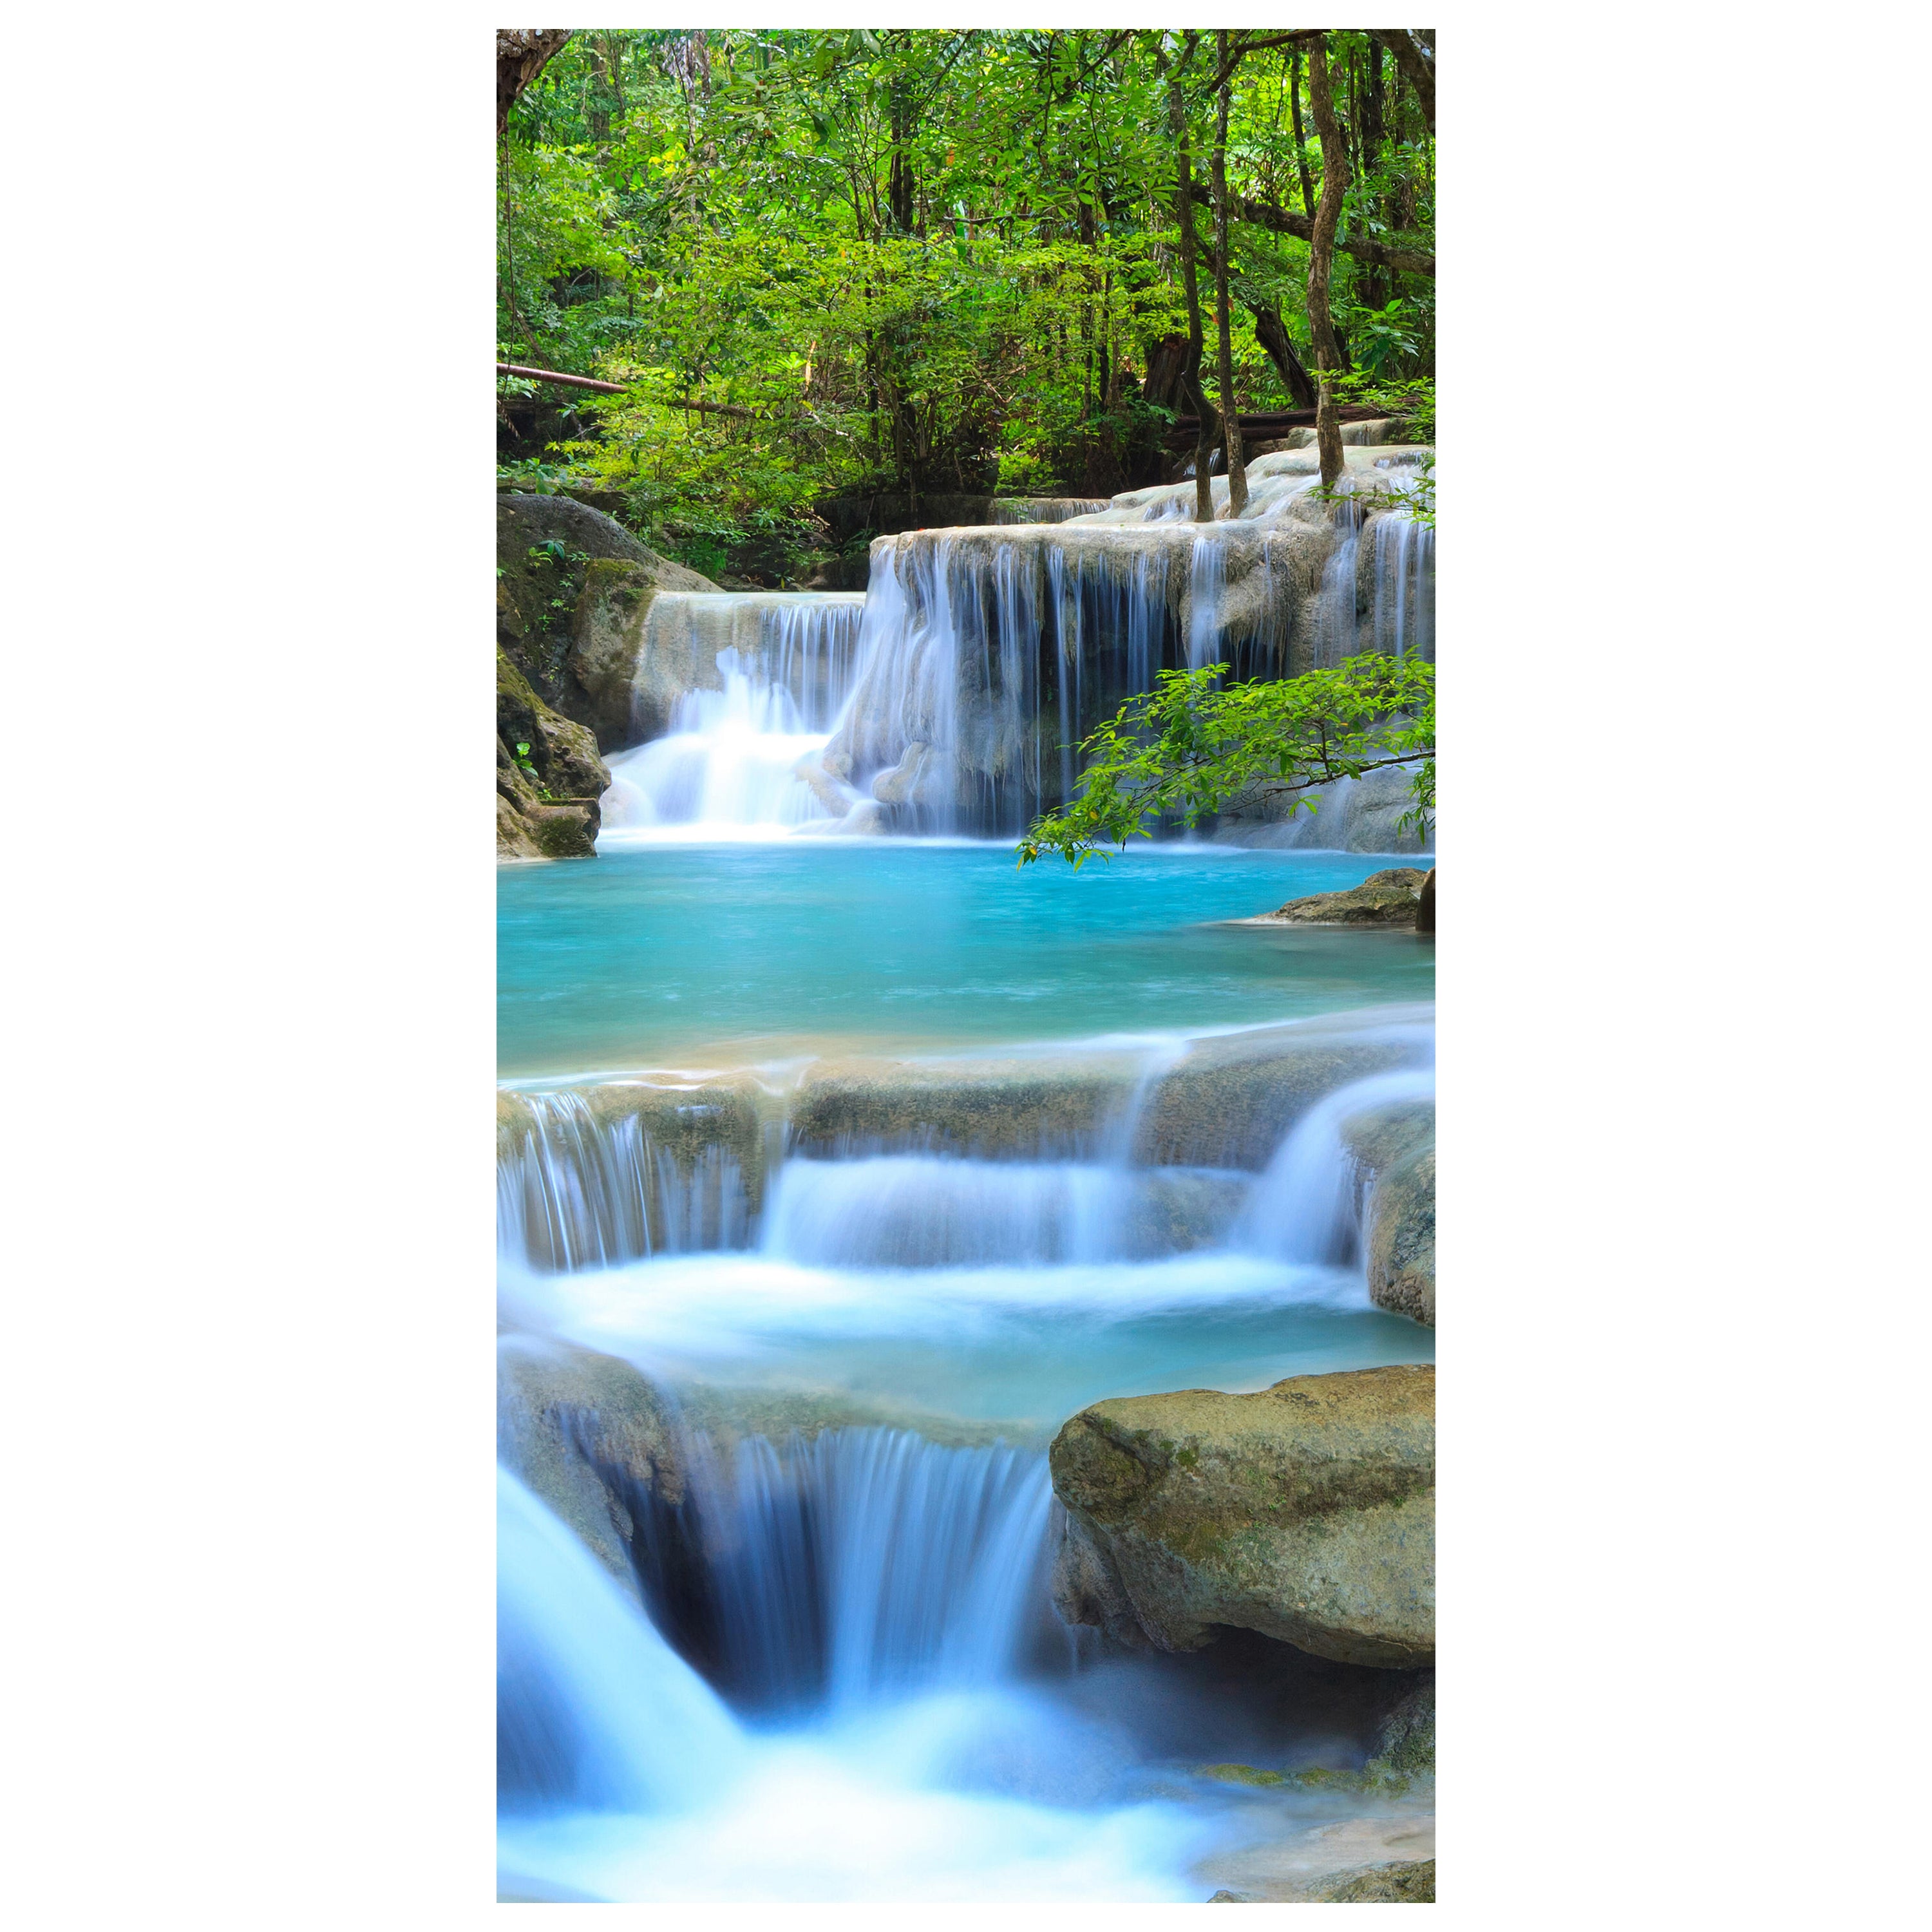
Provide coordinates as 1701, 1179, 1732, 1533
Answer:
1372, 29, 1435, 133
1200, 30, 1326, 97
497, 30, 573, 138
1189, 182, 1435, 276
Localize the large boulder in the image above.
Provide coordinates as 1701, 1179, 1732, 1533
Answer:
1269, 868, 1430, 925
496, 650, 607, 861
497, 493, 719, 751
1343, 1101, 1437, 1327
1050, 1365, 1434, 1668
497, 1334, 685, 1600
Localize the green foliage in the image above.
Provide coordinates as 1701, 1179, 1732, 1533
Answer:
1016, 654, 1435, 867
498, 29, 1435, 567
1309, 450, 1434, 529
1328, 369, 1435, 442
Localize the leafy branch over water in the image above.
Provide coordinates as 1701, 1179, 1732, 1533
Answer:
1017, 653, 1435, 867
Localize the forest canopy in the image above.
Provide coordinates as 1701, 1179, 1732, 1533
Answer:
498, 28, 1435, 582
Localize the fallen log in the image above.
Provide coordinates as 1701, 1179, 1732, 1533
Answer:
495, 365, 761, 421
1161, 402, 1396, 446
497, 362, 625, 395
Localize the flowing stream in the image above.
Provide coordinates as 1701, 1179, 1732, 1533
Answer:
500, 471, 1435, 1901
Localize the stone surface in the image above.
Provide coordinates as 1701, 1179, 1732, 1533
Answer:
1132, 1023, 1422, 1171
1050, 1365, 1434, 1667
1269, 868, 1428, 925
497, 1077, 772, 1267
497, 493, 719, 755
1365, 1670, 1435, 1784
1315, 1859, 1435, 1902
1213, 764, 1434, 857
497, 649, 609, 861
1343, 1100, 1436, 1328
1198, 1815, 1436, 1904
497, 1334, 684, 1598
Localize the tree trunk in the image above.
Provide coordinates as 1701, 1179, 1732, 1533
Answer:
1210, 45, 1247, 515
888, 70, 916, 233
1358, 43, 1389, 312
1186, 182, 1433, 278
1289, 50, 1317, 220
1374, 29, 1435, 134
497, 30, 572, 137
1305, 35, 1350, 489
1166, 41, 1217, 521
1250, 306, 1318, 410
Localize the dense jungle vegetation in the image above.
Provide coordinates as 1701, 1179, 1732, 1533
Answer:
497, 28, 1435, 585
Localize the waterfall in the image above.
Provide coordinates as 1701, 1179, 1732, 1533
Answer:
759, 1155, 1242, 1267
1373, 507, 1436, 662
827, 536, 1191, 836
498, 1464, 745, 1814
1308, 497, 1366, 669
989, 499, 1112, 524
684, 1428, 1054, 1715
1184, 535, 1229, 669
1238, 1066, 1437, 1264
498, 1089, 751, 1270
827, 540, 965, 832
602, 594, 865, 837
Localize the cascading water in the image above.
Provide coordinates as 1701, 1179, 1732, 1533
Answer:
504, 445, 1439, 1895
989, 498, 1112, 524
498, 1464, 745, 1814
1308, 494, 1366, 670
681, 1426, 1054, 1714
601, 593, 866, 839
601, 450, 1432, 842
1239, 1065, 1438, 1264
498, 1087, 751, 1270
498, 999, 1437, 1899
1185, 535, 1229, 669
1372, 504, 1436, 662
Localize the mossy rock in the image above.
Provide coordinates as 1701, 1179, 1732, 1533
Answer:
1271, 869, 1428, 927
497, 1335, 684, 1597
1343, 1101, 1435, 1329
1313, 1859, 1435, 1902
496, 649, 608, 862
1197, 1763, 1289, 1788
1050, 1365, 1435, 1667
497, 1077, 775, 1264
497, 493, 719, 752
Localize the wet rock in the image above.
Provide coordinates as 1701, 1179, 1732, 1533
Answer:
497, 493, 719, 752
497, 1334, 685, 1600
496, 651, 609, 862
1341, 1101, 1436, 1329
1367, 1141, 1435, 1327
1135, 1023, 1423, 1171
792, 755, 853, 817
786, 1050, 1143, 1161
1416, 867, 1435, 934
1200, 1814, 1437, 1903
496, 1077, 773, 1267
828, 799, 888, 837
1314, 1859, 1435, 1902
1269, 869, 1428, 925
1050, 1365, 1434, 1668
1213, 765, 1434, 857
1365, 1671, 1435, 1784
869, 741, 939, 808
